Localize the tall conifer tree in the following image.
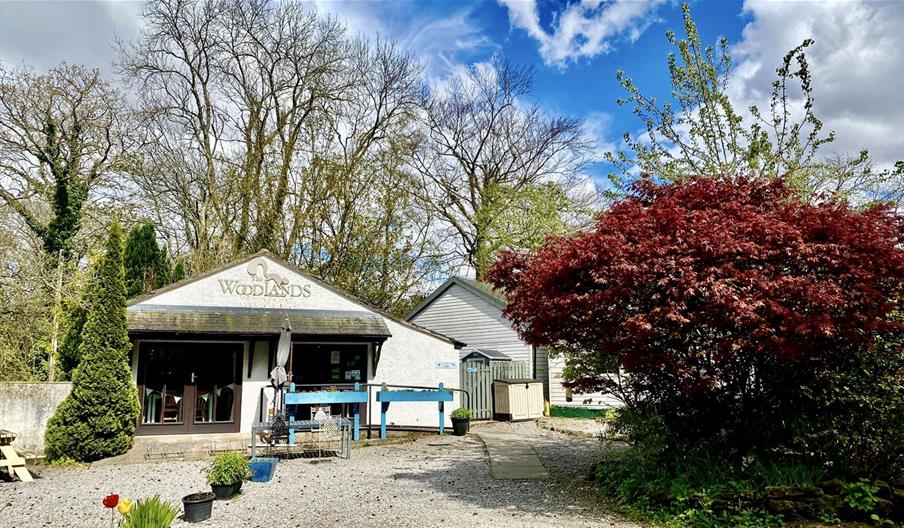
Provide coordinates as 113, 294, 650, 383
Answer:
45, 219, 140, 462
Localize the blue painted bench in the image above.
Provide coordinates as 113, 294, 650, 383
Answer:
375, 382, 454, 438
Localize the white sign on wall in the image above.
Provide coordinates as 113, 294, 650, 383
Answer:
217, 257, 312, 298
435, 362, 457, 369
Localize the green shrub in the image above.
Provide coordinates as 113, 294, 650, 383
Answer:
746, 460, 824, 488
44, 220, 141, 462
119, 495, 179, 528
794, 314, 904, 480
47, 456, 86, 468
594, 444, 835, 528
207, 452, 250, 486
841, 480, 880, 513
450, 407, 471, 420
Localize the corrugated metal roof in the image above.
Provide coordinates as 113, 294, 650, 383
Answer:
127, 305, 391, 337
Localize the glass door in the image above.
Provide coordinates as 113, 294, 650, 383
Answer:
191, 345, 241, 432
137, 342, 243, 435
138, 345, 189, 433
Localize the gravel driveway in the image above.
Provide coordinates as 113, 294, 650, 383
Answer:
0, 422, 636, 528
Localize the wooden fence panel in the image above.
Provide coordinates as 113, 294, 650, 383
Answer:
460, 360, 531, 420
491, 361, 530, 381
460, 363, 492, 419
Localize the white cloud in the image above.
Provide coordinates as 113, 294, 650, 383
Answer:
0, 1, 142, 74
315, 1, 495, 80
498, 0, 663, 67
583, 111, 618, 162
730, 0, 904, 168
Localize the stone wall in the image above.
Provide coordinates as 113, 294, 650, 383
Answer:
0, 382, 72, 456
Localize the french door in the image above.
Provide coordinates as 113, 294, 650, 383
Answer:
136, 341, 243, 434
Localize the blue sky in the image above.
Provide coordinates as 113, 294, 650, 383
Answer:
2, 0, 902, 184
318, 0, 757, 182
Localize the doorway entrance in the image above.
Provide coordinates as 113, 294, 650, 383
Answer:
136, 341, 243, 434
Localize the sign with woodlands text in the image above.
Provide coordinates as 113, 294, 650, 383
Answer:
217, 257, 312, 298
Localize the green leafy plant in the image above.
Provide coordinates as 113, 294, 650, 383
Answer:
450, 408, 471, 420
817, 510, 841, 525
842, 480, 880, 513
206, 452, 250, 486
869, 513, 896, 527
119, 495, 179, 528
47, 455, 87, 468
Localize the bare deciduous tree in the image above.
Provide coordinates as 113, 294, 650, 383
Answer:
119, 0, 451, 312
0, 64, 134, 262
413, 56, 591, 278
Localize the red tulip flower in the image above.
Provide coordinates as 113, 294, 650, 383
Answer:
102, 494, 119, 528
102, 494, 119, 508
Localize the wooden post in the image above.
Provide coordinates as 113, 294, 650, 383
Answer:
438, 382, 445, 435
288, 382, 295, 446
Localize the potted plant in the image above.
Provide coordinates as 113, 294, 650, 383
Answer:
181, 492, 215, 523
450, 407, 471, 436
206, 452, 250, 500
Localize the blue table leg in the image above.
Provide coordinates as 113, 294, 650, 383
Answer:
289, 414, 295, 446
353, 383, 360, 441
380, 402, 389, 439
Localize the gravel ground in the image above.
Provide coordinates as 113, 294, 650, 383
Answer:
536, 416, 611, 439
0, 422, 636, 528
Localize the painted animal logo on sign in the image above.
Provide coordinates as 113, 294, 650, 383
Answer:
217, 257, 312, 298
246, 257, 289, 286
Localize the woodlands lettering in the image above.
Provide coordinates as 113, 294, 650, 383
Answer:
218, 279, 312, 298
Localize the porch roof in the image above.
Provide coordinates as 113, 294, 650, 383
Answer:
127, 304, 392, 338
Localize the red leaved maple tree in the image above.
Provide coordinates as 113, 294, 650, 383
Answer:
487, 176, 904, 455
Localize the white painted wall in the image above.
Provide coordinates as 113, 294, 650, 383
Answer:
410, 283, 532, 366
534, 346, 549, 398
0, 382, 72, 455
241, 339, 272, 432
368, 318, 460, 428
547, 355, 622, 409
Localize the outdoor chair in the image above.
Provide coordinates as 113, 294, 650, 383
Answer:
317, 417, 343, 457
267, 414, 291, 458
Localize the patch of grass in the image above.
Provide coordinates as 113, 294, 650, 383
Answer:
47, 456, 87, 468
549, 406, 606, 419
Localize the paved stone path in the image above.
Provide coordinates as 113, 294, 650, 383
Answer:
476, 429, 550, 479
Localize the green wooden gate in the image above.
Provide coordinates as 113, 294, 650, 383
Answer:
460, 360, 530, 420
